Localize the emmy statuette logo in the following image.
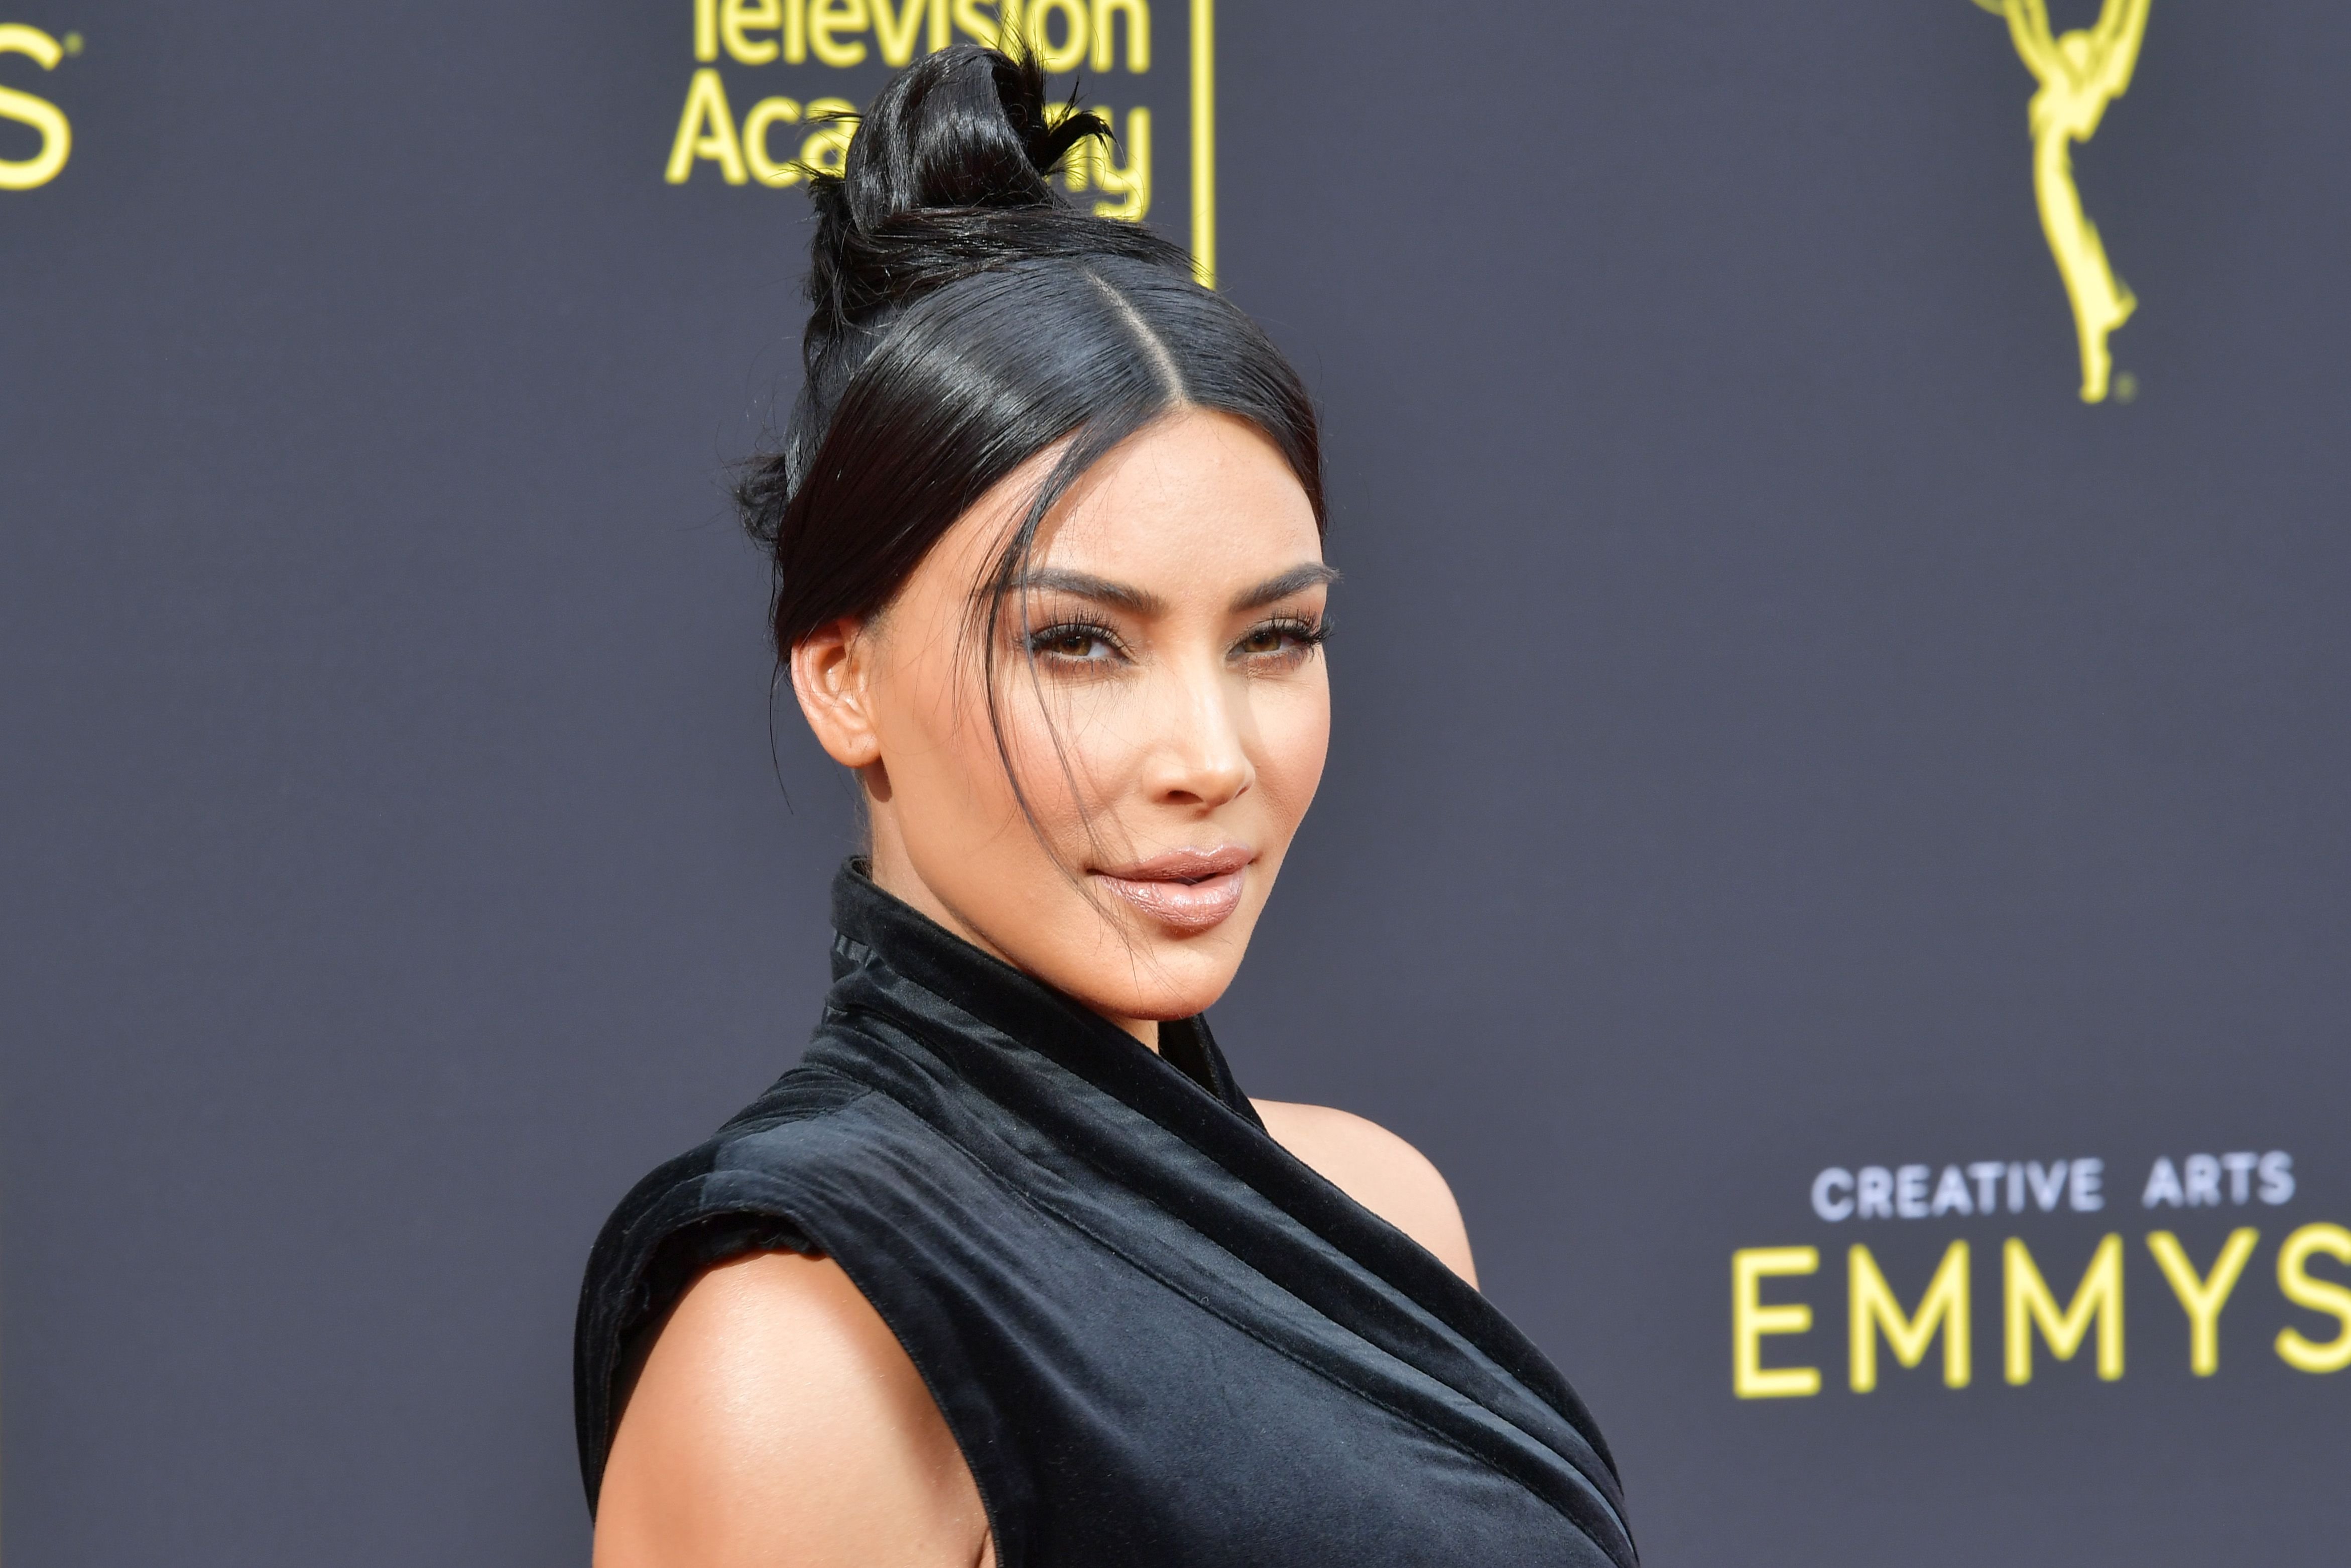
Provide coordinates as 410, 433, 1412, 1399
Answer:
1974, 0, 2151, 404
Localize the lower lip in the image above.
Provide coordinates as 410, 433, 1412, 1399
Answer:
1093, 869, 1248, 933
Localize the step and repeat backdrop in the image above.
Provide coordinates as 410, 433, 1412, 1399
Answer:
4, 2, 2346, 1563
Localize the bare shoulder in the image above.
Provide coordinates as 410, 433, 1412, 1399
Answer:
594, 1251, 990, 1568
1250, 1101, 1479, 1288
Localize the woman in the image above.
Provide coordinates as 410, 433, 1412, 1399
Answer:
576, 47, 1634, 1568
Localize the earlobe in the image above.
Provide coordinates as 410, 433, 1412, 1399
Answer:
790, 619, 884, 769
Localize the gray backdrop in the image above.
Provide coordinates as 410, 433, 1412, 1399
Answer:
4, 1, 2346, 1562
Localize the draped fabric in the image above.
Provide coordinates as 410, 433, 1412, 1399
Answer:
576, 863, 1637, 1566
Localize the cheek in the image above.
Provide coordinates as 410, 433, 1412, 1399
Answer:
1250, 674, 1332, 822
887, 650, 1113, 851
875, 644, 1021, 823
995, 674, 1131, 826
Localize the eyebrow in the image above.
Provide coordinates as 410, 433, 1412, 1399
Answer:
1007, 562, 1337, 618
1232, 562, 1340, 611
1009, 569, 1166, 617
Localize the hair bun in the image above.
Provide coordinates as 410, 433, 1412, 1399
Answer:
804, 47, 1142, 326
840, 47, 1076, 226
803, 46, 1188, 336
779, 45, 1194, 507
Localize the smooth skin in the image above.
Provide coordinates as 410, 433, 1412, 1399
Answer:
596, 411, 1475, 1568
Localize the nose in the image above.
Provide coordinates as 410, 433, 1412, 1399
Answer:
1145, 662, 1253, 811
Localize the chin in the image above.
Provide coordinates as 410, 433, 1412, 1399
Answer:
991, 879, 1266, 1027
1084, 943, 1247, 1025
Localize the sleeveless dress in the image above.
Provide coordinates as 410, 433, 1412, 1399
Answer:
575, 864, 1637, 1566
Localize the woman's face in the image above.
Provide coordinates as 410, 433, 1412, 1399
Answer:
791, 410, 1330, 1042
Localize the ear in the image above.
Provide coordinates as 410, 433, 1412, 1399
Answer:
789, 617, 883, 769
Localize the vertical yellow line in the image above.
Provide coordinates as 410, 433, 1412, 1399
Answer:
1189, 0, 1215, 286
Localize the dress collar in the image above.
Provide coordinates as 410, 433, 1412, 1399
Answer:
827, 858, 1265, 1128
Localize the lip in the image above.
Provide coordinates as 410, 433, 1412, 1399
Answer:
1091, 845, 1255, 934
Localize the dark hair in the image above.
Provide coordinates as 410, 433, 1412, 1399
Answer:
735, 45, 1324, 665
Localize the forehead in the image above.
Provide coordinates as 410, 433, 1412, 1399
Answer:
1039, 410, 1322, 583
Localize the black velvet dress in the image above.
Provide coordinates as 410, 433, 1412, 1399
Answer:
575, 864, 1636, 1566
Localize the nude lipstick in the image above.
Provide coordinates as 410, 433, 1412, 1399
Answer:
1092, 845, 1253, 934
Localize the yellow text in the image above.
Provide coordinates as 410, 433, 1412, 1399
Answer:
1737, 1226, 2351, 1397
2146, 1228, 2257, 1376
1731, 1246, 1820, 1398
2275, 1222, 2351, 1374
1053, 104, 1150, 221
2004, 1233, 2124, 1384
0, 23, 71, 191
694, 0, 1146, 71
667, 69, 856, 186
1850, 1241, 1971, 1391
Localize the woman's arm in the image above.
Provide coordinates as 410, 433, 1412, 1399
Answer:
1251, 1101, 1479, 1288
595, 1251, 991, 1568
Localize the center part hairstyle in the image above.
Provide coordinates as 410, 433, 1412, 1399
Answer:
736, 45, 1326, 665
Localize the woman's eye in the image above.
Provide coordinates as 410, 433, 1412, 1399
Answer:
1234, 620, 1324, 661
1030, 625, 1121, 662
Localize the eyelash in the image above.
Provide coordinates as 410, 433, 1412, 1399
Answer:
1019, 615, 1331, 668
1234, 616, 1331, 663
1023, 619, 1131, 665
